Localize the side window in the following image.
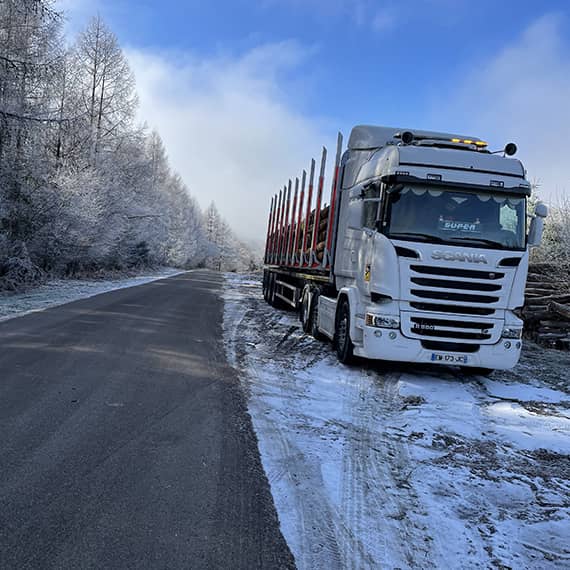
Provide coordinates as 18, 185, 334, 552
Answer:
361, 184, 381, 229
362, 201, 378, 229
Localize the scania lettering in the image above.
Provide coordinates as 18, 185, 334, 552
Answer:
431, 251, 489, 264
262, 126, 548, 373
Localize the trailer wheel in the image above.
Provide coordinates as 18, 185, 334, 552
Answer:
334, 300, 355, 364
300, 286, 312, 333
269, 273, 286, 309
267, 273, 276, 306
262, 271, 269, 302
309, 292, 324, 341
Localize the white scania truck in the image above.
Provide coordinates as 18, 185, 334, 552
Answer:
262, 126, 547, 372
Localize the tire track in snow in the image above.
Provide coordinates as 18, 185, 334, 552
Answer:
222, 274, 437, 569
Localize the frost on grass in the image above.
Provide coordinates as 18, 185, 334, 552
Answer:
223, 273, 570, 570
0, 268, 184, 322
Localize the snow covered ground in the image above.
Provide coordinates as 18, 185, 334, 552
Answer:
0, 268, 184, 322
223, 273, 570, 570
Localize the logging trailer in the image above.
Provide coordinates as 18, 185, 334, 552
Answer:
262, 126, 548, 372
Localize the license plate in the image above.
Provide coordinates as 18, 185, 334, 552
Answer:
431, 353, 468, 365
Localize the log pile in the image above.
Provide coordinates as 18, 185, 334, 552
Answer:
523, 263, 570, 350
293, 205, 330, 263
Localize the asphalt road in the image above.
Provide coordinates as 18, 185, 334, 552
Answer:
0, 271, 295, 570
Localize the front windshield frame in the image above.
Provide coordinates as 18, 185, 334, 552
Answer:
380, 184, 527, 251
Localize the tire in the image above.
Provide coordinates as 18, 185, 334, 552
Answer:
268, 273, 277, 306
300, 286, 312, 333
309, 292, 324, 341
461, 367, 494, 377
269, 273, 286, 309
262, 271, 269, 302
334, 300, 355, 364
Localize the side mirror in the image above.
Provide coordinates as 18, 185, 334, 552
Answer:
534, 201, 548, 219
528, 201, 548, 248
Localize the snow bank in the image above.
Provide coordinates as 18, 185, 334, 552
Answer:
0, 268, 185, 322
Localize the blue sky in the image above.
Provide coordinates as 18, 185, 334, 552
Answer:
64, 0, 570, 239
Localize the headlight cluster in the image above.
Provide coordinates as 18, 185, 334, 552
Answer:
365, 314, 400, 329
502, 327, 523, 339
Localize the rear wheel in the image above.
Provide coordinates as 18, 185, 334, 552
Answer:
309, 292, 324, 341
268, 273, 277, 306
300, 286, 312, 333
269, 273, 286, 309
262, 271, 269, 302
334, 300, 355, 364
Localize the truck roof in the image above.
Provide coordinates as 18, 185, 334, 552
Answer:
343, 126, 530, 195
348, 125, 484, 150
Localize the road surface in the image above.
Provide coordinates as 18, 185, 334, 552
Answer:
0, 271, 294, 569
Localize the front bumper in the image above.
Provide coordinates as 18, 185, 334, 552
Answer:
356, 326, 521, 370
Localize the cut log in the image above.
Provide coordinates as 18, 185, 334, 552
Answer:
549, 301, 570, 321
536, 332, 569, 341
525, 288, 559, 296
528, 294, 570, 305
539, 319, 570, 327
524, 305, 549, 313
538, 326, 570, 334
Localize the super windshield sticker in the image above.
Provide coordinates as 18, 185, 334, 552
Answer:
438, 217, 481, 233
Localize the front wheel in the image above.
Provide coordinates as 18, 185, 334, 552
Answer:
334, 300, 355, 364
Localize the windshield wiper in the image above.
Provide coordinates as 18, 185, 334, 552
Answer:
449, 236, 507, 249
389, 232, 444, 243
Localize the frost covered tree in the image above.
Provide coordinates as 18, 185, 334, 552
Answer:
203, 202, 258, 272
0, 1, 251, 290
72, 15, 137, 164
0, 0, 64, 284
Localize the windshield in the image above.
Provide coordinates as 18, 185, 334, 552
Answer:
383, 186, 526, 250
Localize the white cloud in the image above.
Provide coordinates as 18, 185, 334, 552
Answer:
127, 42, 332, 240
435, 13, 570, 202
263, 0, 397, 32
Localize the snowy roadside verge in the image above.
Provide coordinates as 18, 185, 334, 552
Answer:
0, 268, 186, 322
223, 273, 570, 570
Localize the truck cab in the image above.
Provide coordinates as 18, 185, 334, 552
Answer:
320, 126, 546, 370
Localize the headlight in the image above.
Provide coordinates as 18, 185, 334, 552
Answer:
502, 327, 523, 339
365, 314, 400, 329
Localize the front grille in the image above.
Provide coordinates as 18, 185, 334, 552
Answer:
404, 260, 507, 344
411, 277, 501, 292
411, 290, 499, 304
410, 302, 495, 316
410, 265, 504, 280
